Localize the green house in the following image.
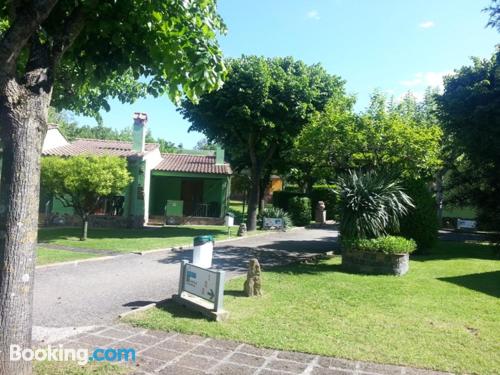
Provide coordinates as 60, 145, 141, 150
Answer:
39, 113, 232, 227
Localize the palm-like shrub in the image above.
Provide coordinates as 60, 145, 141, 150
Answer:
337, 171, 414, 240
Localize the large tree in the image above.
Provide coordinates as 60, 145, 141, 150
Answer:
41, 156, 132, 240
180, 56, 346, 230
437, 49, 500, 228
0, 2, 226, 373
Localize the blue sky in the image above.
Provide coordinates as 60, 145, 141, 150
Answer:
73, 0, 499, 148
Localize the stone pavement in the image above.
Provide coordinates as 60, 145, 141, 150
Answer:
51, 324, 451, 375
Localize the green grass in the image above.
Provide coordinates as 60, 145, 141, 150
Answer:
38, 225, 237, 253
36, 247, 99, 265
229, 200, 246, 214
125, 241, 500, 374
34, 361, 129, 375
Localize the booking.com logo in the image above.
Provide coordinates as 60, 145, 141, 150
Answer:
10, 345, 136, 365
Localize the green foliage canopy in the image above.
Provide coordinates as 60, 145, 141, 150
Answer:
295, 91, 443, 181
179, 55, 347, 229
437, 50, 500, 227
0, 0, 227, 121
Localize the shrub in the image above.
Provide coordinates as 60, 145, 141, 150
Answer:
272, 191, 305, 211
336, 171, 414, 240
310, 184, 339, 220
397, 179, 438, 251
258, 207, 292, 229
343, 236, 417, 254
288, 196, 312, 226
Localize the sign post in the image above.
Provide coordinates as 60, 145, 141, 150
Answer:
173, 260, 229, 321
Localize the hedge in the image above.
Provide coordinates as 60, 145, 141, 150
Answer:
397, 179, 439, 251
272, 191, 306, 211
288, 196, 312, 226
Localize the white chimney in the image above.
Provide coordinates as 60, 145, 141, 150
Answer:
132, 112, 148, 152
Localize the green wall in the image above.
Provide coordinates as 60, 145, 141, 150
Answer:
149, 176, 182, 215
149, 173, 229, 217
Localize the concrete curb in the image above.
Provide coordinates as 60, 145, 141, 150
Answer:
35, 254, 117, 269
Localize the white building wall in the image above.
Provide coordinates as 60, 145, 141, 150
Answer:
142, 148, 163, 223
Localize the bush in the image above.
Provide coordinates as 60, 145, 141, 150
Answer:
343, 236, 417, 254
397, 179, 438, 251
310, 185, 339, 220
272, 191, 305, 211
337, 171, 414, 240
288, 196, 312, 226
258, 207, 292, 229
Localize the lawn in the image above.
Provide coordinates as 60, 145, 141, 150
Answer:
38, 225, 237, 253
36, 247, 99, 265
125, 241, 500, 374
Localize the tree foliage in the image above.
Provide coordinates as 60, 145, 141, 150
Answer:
295, 91, 443, 183
0, 0, 227, 119
41, 156, 132, 240
437, 49, 500, 228
179, 55, 347, 230
484, 0, 500, 32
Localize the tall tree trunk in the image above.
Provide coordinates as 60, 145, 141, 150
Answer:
80, 215, 89, 241
435, 169, 445, 225
0, 79, 50, 375
246, 168, 260, 231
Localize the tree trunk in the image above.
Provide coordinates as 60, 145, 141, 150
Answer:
80, 216, 89, 241
0, 80, 50, 375
435, 169, 445, 225
246, 168, 260, 231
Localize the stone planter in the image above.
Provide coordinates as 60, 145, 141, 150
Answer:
342, 249, 409, 276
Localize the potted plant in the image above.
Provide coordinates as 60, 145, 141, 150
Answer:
336, 171, 415, 275
342, 236, 416, 275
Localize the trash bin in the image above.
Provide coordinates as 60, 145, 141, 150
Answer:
192, 235, 214, 268
225, 212, 235, 227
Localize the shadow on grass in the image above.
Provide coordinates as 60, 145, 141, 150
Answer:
38, 226, 227, 243
155, 299, 211, 320
224, 290, 246, 297
412, 241, 499, 262
438, 271, 500, 298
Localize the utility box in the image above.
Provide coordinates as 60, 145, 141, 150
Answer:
165, 200, 183, 225
165, 200, 183, 217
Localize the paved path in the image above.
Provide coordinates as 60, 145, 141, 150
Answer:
54, 324, 450, 375
33, 227, 338, 332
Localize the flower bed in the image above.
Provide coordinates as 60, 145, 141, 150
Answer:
342, 236, 416, 276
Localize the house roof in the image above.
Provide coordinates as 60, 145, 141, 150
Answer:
42, 138, 158, 157
154, 153, 232, 175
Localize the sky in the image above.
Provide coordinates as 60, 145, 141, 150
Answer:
73, 0, 499, 148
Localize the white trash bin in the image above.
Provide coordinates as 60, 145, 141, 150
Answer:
192, 235, 214, 269
225, 212, 235, 227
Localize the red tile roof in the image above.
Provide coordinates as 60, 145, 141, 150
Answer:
154, 154, 232, 175
43, 138, 158, 157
